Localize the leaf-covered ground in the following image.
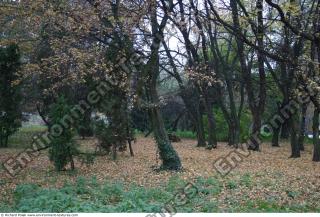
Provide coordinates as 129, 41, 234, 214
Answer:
0, 137, 320, 212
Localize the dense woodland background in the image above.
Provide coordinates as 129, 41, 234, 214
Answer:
0, 0, 320, 213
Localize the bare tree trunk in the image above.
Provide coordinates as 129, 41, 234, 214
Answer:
112, 143, 117, 160
249, 111, 262, 151
298, 104, 308, 151
280, 99, 290, 139
290, 113, 300, 158
281, 121, 290, 139
162, 39, 206, 148
194, 105, 206, 147
0, 132, 9, 148
228, 119, 241, 148
128, 140, 134, 157
228, 121, 235, 146
0, 133, 4, 148
70, 156, 75, 171
313, 108, 320, 162
272, 102, 282, 147
204, 95, 217, 149
272, 125, 280, 147
230, 0, 266, 151
5, 135, 9, 148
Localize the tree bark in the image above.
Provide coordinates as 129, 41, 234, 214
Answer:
230, 0, 266, 151
249, 111, 262, 151
146, 2, 182, 170
0, 132, 9, 148
204, 95, 217, 149
298, 104, 307, 151
228, 119, 240, 148
289, 113, 300, 158
313, 108, 320, 162
181, 93, 206, 147
128, 139, 134, 157
272, 125, 280, 147
162, 39, 206, 148
196, 117, 207, 147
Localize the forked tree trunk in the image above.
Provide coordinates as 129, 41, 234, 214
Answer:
147, 3, 181, 170
230, 0, 265, 151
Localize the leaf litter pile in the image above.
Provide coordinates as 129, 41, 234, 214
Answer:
0, 137, 320, 212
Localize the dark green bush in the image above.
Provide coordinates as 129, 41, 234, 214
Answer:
48, 96, 78, 171
174, 109, 252, 142
0, 44, 23, 148
202, 108, 251, 142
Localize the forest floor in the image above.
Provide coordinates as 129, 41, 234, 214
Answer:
0, 136, 320, 212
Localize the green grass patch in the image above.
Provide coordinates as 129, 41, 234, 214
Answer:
175, 130, 197, 139
3, 175, 320, 213
8, 125, 47, 148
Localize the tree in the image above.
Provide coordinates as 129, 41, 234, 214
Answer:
0, 44, 22, 148
48, 96, 78, 171
144, 0, 181, 170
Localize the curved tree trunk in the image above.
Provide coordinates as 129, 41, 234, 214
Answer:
146, 2, 182, 170
149, 83, 181, 170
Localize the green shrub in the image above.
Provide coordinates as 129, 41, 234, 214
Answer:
202, 108, 252, 143
200, 201, 218, 212
209, 109, 229, 142
48, 96, 78, 171
0, 203, 13, 212
8, 176, 319, 213
8, 125, 47, 149
93, 119, 115, 154
10, 176, 187, 213
195, 177, 222, 195
175, 130, 196, 139
240, 173, 252, 188
239, 110, 252, 142
166, 175, 187, 192
226, 180, 237, 189
14, 184, 40, 202
0, 44, 23, 148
